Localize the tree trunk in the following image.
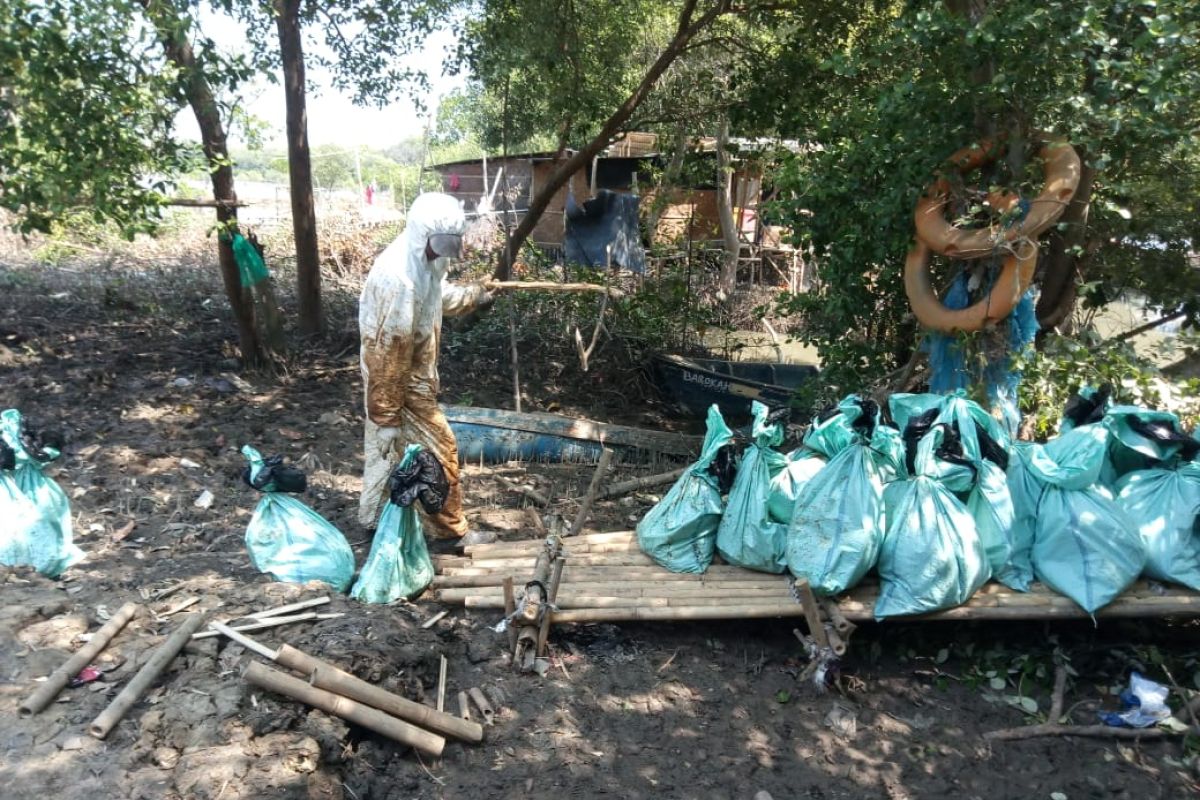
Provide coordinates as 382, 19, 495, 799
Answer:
715, 113, 739, 297
140, 0, 266, 365
645, 126, 687, 244
274, 0, 322, 335
1035, 162, 1096, 332
493, 0, 730, 280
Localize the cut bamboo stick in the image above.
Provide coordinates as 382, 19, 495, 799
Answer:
273, 645, 483, 743
536, 557, 566, 655
191, 612, 341, 639
457, 691, 471, 720
89, 613, 206, 739
244, 661, 446, 755
20, 602, 140, 717
247, 596, 331, 619
469, 595, 793, 609
437, 563, 756, 579
503, 577, 517, 653
438, 580, 792, 600
436, 655, 447, 713
209, 621, 279, 659
598, 468, 686, 500
457, 553, 657, 569
793, 579, 829, 651
553, 604, 808, 623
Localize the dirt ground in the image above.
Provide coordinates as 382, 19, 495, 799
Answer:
2, 248, 1200, 800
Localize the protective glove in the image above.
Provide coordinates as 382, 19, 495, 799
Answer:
376, 426, 401, 458
389, 449, 450, 514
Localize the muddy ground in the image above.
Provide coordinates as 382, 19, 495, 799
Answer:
2, 249, 1200, 799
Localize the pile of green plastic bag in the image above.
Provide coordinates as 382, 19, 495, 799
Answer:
0, 409, 84, 577
351, 443, 437, 603
716, 402, 790, 573
242, 445, 355, 592
637, 405, 734, 574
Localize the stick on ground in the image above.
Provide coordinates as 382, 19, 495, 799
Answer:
567, 448, 613, 537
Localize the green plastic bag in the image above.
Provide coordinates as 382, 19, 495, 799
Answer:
351, 444, 437, 602
1116, 461, 1200, 591
230, 232, 270, 287
243, 445, 354, 591
637, 405, 734, 573
786, 396, 887, 595
0, 409, 83, 577
968, 459, 1016, 580
767, 448, 826, 524
1104, 406, 1188, 479
875, 425, 990, 618
1032, 482, 1145, 613
716, 401, 790, 573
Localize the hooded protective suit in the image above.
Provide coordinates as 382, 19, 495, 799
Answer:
359, 193, 490, 535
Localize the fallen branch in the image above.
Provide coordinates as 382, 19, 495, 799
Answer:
192, 612, 342, 639
496, 475, 549, 507
597, 467, 685, 499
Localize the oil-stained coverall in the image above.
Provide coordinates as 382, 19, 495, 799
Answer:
358, 193, 491, 535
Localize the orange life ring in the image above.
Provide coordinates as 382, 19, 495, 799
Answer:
903, 238, 1038, 332
915, 138, 1080, 259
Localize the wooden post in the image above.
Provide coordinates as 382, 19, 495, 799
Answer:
20, 602, 140, 717
503, 576, 518, 654
89, 613, 206, 739
792, 579, 829, 651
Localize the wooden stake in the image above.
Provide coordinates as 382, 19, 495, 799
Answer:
89, 613, 206, 739
20, 602, 139, 717
436, 655, 447, 713
244, 661, 446, 755
273, 644, 483, 743
567, 448, 613, 537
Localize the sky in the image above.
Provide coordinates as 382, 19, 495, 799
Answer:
180, 9, 465, 151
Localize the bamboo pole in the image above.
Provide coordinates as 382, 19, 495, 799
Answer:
244, 661, 446, 755
436, 655, 447, 713
514, 538, 560, 672
433, 570, 774, 588
438, 579, 792, 598
467, 594, 792, 609
20, 602, 140, 717
444, 587, 793, 605
452, 553, 657, 569
436, 563, 760, 580
484, 280, 625, 299
273, 644, 483, 743
503, 577, 517, 653
209, 621, 279, 659
567, 448, 613, 537
536, 557, 566, 656
552, 604, 808, 623
89, 613, 206, 739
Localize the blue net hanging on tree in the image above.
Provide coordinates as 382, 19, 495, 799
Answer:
922, 262, 1039, 438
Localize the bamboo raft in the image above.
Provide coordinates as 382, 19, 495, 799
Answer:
432, 530, 1200, 624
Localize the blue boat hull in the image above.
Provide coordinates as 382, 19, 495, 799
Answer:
651, 354, 819, 419
444, 405, 700, 465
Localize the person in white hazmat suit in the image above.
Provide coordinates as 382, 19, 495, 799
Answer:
359, 193, 494, 543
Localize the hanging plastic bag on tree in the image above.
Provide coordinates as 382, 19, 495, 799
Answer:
786, 396, 887, 595
1116, 442, 1200, 591
351, 444, 439, 603
875, 424, 990, 618
242, 445, 354, 591
637, 405, 734, 573
716, 401, 790, 573
0, 409, 83, 577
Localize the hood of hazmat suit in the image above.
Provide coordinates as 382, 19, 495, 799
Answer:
358, 193, 490, 534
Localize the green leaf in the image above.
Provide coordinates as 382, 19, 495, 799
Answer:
989, 677, 1007, 691
775, 690, 791, 704
935, 648, 949, 664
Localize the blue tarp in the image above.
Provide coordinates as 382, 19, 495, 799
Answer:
565, 189, 646, 273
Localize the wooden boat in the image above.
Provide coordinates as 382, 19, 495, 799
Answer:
444, 405, 700, 465
650, 353, 819, 418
